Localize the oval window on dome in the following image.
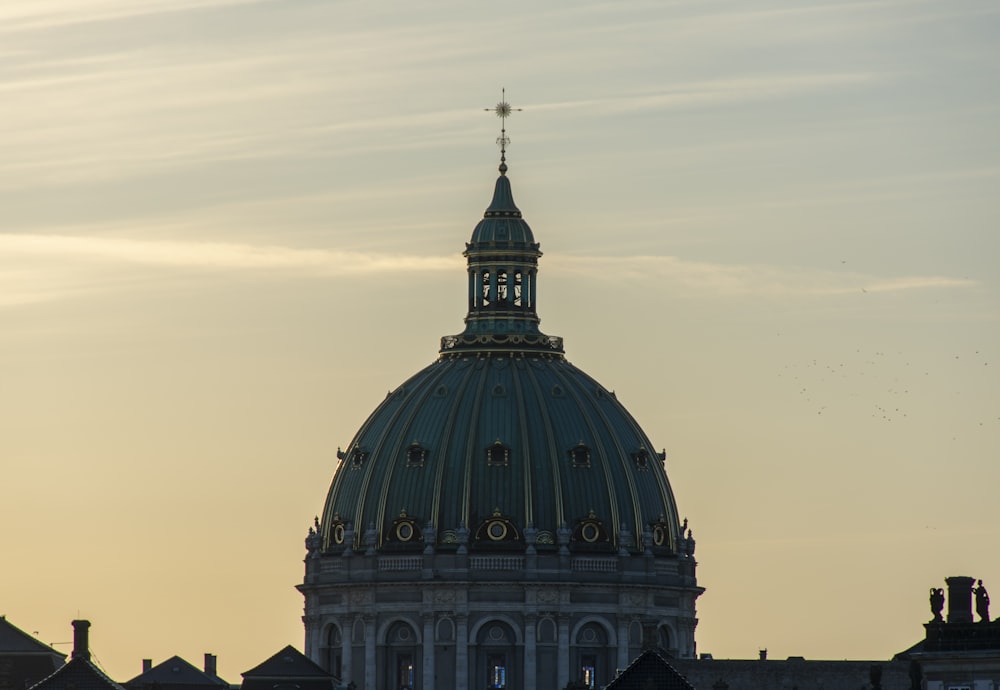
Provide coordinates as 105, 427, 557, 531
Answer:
396, 522, 414, 542
486, 521, 508, 541
652, 525, 665, 547
580, 522, 601, 543
334, 524, 346, 545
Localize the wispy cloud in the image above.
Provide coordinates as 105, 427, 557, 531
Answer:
547, 255, 977, 298
0, 234, 462, 273
1, 233, 976, 308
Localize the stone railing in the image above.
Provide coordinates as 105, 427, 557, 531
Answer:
470, 556, 524, 571
572, 557, 618, 573
320, 559, 343, 573
377, 556, 422, 572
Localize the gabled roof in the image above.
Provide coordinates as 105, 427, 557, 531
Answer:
124, 656, 228, 688
605, 649, 695, 690
29, 656, 126, 690
0, 616, 65, 657
240, 646, 336, 690
241, 646, 330, 679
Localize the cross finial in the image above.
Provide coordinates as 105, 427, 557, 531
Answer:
484, 88, 521, 175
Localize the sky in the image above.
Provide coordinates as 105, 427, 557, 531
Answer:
1, 0, 998, 682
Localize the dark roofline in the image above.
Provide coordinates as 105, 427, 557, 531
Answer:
0, 616, 67, 657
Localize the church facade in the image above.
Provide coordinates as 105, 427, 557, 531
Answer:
299, 114, 702, 690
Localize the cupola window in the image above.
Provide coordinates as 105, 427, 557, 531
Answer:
513, 271, 523, 307
405, 442, 427, 467
497, 270, 508, 303
486, 440, 510, 467
481, 270, 491, 306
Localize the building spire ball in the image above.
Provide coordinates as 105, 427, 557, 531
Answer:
485, 88, 521, 175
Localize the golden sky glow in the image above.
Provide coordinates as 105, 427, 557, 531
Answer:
1, 0, 998, 681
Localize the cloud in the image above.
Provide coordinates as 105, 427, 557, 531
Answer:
0, 233, 462, 273
0, 233, 976, 309
546, 254, 977, 298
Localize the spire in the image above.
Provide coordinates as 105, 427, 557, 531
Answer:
439, 100, 563, 358
484, 89, 521, 176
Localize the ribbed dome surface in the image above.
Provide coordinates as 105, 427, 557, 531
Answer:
318, 169, 684, 556
321, 354, 681, 552
469, 175, 536, 245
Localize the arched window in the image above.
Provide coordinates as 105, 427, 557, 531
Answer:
575, 623, 609, 689
497, 270, 508, 303
513, 271, 523, 307
481, 270, 491, 306
327, 625, 342, 679
385, 622, 418, 690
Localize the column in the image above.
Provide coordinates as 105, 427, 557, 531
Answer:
557, 615, 570, 690
341, 622, 353, 686
455, 615, 469, 690
364, 616, 376, 690
422, 614, 435, 690
523, 615, 537, 690
617, 618, 629, 674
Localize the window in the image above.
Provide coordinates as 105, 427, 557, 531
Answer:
486, 441, 510, 467
406, 442, 427, 467
513, 271, 522, 306
481, 271, 491, 306
488, 654, 506, 689
569, 442, 591, 468
632, 448, 649, 470
396, 654, 414, 690
580, 654, 597, 689
350, 447, 368, 469
497, 270, 508, 303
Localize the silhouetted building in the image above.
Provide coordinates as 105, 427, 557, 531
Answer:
0, 616, 65, 690
28, 621, 123, 690
239, 646, 337, 690
605, 649, 694, 690
124, 654, 229, 690
896, 575, 1000, 690
300, 135, 701, 690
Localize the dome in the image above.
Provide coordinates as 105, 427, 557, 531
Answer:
302, 148, 702, 690
318, 170, 684, 556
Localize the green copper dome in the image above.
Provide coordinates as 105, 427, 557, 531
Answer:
318, 169, 685, 556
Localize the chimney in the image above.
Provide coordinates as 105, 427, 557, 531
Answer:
143, 660, 153, 673
758, 649, 767, 661
71, 620, 91, 661
946, 576, 975, 624
204, 654, 217, 677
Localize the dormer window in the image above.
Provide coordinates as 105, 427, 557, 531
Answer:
406, 442, 427, 467
631, 448, 649, 470
486, 440, 510, 467
568, 442, 591, 468
350, 447, 368, 470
